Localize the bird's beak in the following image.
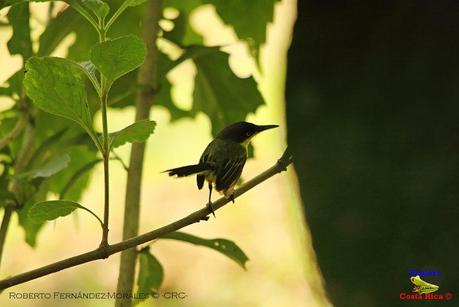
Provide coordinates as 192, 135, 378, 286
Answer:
256, 124, 279, 132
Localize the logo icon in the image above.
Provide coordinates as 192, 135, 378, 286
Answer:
410, 275, 439, 294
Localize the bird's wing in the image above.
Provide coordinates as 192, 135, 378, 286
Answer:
197, 142, 216, 189
216, 150, 247, 192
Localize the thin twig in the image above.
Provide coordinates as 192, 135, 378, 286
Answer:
0, 149, 292, 290
110, 151, 128, 172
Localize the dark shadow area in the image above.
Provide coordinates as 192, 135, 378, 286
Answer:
286, 1, 459, 306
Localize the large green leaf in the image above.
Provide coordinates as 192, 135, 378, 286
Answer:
23, 57, 97, 142
136, 249, 164, 302
109, 119, 156, 149
204, 0, 280, 58
191, 47, 265, 135
89, 35, 146, 85
161, 231, 249, 269
6, 2, 33, 59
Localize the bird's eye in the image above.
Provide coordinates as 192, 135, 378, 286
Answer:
246, 131, 251, 137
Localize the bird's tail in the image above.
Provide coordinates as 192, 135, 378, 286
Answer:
163, 163, 213, 177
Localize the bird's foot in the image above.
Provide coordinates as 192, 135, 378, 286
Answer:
229, 194, 235, 204
207, 202, 216, 218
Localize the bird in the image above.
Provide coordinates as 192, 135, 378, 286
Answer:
164, 121, 279, 217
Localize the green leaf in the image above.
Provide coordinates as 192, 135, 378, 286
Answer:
109, 119, 156, 149
28, 200, 85, 224
27, 154, 71, 179
23, 57, 98, 144
165, 45, 219, 75
155, 51, 191, 121
204, 0, 280, 58
59, 158, 101, 199
126, 0, 147, 7
155, 78, 189, 121
38, 8, 81, 56
82, 0, 109, 20
0, 191, 15, 208
0, 87, 11, 96
191, 47, 265, 135
18, 185, 47, 247
162, 9, 203, 46
3, 70, 23, 96
89, 35, 146, 85
78, 61, 101, 95
0, 0, 48, 10
136, 249, 164, 301
161, 231, 249, 269
6, 2, 33, 59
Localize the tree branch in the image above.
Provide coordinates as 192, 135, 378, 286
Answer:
0, 148, 292, 290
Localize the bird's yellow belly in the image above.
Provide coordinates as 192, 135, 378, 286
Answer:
205, 172, 235, 198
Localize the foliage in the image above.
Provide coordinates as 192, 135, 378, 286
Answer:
0, 0, 277, 294
161, 231, 249, 269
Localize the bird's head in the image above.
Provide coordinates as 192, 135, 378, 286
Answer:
216, 121, 279, 146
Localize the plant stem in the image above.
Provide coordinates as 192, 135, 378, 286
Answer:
0, 206, 14, 268
0, 149, 292, 290
115, 1, 162, 305
100, 82, 110, 249
97, 24, 110, 249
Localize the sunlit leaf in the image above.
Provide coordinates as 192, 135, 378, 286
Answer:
38, 8, 81, 56
6, 2, 33, 59
163, 0, 203, 46
191, 47, 265, 135
204, 0, 280, 58
109, 119, 156, 149
28, 200, 84, 224
24, 57, 97, 140
90, 35, 146, 85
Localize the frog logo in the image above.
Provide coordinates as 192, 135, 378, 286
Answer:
411, 275, 439, 294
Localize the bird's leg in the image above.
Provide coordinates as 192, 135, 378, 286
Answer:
207, 182, 216, 218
